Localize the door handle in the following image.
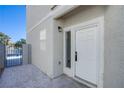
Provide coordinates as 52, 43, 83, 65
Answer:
75, 51, 77, 61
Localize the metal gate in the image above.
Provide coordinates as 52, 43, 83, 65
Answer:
5, 46, 23, 67
0, 44, 5, 75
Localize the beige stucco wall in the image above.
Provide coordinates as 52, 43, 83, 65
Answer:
26, 5, 64, 78
104, 5, 124, 88
61, 6, 105, 28
22, 44, 32, 65
27, 17, 54, 78
26, 5, 52, 31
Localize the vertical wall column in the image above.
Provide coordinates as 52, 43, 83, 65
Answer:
0, 44, 5, 76
22, 44, 31, 65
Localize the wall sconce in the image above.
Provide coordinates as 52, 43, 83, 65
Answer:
58, 26, 63, 32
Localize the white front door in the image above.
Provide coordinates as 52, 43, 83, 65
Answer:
75, 26, 99, 85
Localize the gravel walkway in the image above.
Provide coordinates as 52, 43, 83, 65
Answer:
0, 64, 87, 88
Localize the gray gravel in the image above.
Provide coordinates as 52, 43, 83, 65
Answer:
0, 64, 87, 88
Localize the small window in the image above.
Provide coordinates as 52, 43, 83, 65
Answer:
65, 31, 71, 68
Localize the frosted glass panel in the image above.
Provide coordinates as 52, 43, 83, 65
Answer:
40, 29, 46, 40
66, 31, 71, 68
40, 29, 46, 51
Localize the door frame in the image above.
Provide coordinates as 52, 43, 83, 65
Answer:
63, 16, 104, 87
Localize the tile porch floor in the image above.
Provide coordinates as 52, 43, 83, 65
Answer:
0, 64, 88, 88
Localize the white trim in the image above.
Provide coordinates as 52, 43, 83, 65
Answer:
64, 17, 104, 31
27, 5, 79, 33
63, 16, 104, 88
